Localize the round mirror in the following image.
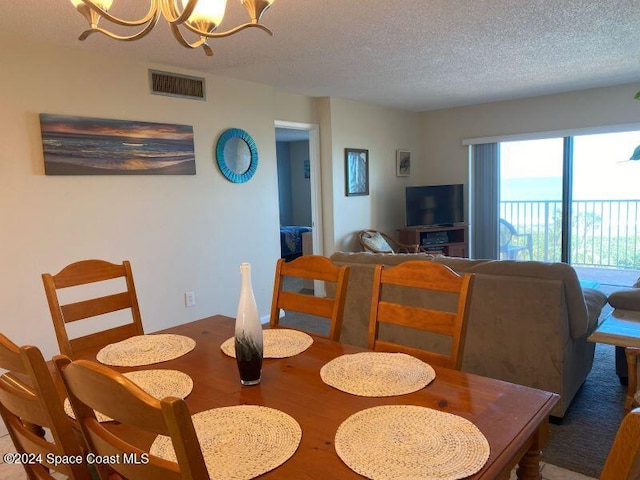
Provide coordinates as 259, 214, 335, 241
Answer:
215, 128, 258, 183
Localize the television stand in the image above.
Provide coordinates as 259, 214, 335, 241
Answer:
398, 225, 468, 258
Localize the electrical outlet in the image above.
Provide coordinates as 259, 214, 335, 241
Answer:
184, 291, 196, 307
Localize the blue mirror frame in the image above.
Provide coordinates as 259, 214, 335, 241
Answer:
215, 128, 258, 183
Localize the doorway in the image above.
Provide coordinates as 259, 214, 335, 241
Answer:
274, 121, 323, 294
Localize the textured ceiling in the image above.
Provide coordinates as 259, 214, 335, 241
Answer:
3, 0, 640, 112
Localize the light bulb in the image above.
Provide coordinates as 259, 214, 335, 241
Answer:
181, 0, 227, 27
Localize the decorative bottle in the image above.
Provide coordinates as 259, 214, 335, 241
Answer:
234, 262, 263, 386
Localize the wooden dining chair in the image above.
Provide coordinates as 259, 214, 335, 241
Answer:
600, 407, 640, 480
269, 255, 350, 341
0, 333, 93, 480
625, 347, 640, 413
54, 356, 210, 480
368, 261, 474, 370
42, 259, 144, 358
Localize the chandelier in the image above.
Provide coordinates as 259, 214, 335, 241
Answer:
69, 0, 275, 56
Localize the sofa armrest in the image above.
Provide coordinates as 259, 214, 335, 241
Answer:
583, 288, 608, 335
609, 289, 640, 311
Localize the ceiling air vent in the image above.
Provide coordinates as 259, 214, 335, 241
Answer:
149, 70, 206, 101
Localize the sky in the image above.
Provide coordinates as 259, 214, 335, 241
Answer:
501, 132, 640, 201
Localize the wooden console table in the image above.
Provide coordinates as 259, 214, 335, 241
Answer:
588, 309, 640, 348
589, 309, 640, 411
398, 225, 468, 257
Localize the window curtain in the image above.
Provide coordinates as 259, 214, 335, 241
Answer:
470, 143, 499, 259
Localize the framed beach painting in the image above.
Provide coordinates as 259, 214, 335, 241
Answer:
39, 114, 196, 175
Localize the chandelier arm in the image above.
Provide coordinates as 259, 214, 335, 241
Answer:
78, 19, 159, 42
170, 23, 214, 56
183, 21, 273, 39
160, 0, 198, 27
78, 0, 161, 27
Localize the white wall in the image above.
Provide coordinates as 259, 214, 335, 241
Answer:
417, 83, 640, 203
320, 98, 422, 253
0, 38, 319, 364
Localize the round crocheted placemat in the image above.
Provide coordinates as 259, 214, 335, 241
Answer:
320, 352, 436, 397
64, 369, 193, 422
150, 405, 302, 480
335, 405, 490, 480
96, 334, 196, 367
220, 329, 313, 359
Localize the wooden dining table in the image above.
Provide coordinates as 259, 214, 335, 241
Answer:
74, 315, 559, 480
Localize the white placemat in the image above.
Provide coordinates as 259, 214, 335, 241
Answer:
320, 352, 436, 396
64, 369, 193, 422
150, 405, 302, 480
335, 405, 490, 480
220, 329, 313, 359
96, 334, 196, 367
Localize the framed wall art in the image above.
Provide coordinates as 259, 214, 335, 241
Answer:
396, 149, 411, 177
345, 148, 369, 196
39, 114, 196, 175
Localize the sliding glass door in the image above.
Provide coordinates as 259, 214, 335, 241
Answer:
572, 132, 640, 270
500, 138, 565, 262
491, 130, 640, 287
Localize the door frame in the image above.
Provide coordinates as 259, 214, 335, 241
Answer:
274, 120, 323, 256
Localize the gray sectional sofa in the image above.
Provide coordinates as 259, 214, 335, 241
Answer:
329, 252, 608, 418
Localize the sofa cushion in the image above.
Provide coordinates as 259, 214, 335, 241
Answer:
608, 288, 640, 311
361, 232, 393, 253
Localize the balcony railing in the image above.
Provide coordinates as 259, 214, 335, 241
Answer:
501, 199, 640, 269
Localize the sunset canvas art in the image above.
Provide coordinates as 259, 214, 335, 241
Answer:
40, 114, 196, 175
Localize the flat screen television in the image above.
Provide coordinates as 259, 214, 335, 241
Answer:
405, 184, 464, 227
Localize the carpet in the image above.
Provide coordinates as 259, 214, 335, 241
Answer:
543, 342, 625, 478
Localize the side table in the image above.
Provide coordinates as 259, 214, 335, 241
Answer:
589, 309, 640, 348
589, 309, 640, 411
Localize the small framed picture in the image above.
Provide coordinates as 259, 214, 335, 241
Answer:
396, 149, 411, 177
345, 148, 369, 196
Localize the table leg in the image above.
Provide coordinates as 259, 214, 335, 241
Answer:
516, 423, 546, 480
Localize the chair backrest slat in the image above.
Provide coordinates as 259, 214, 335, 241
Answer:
0, 381, 49, 427
368, 261, 474, 370
68, 323, 141, 355
50, 259, 127, 288
42, 259, 144, 358
270, 255, 350, 341
377, 302, 458, 337
60, 292, 133, 323
276, 291, 335, 319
